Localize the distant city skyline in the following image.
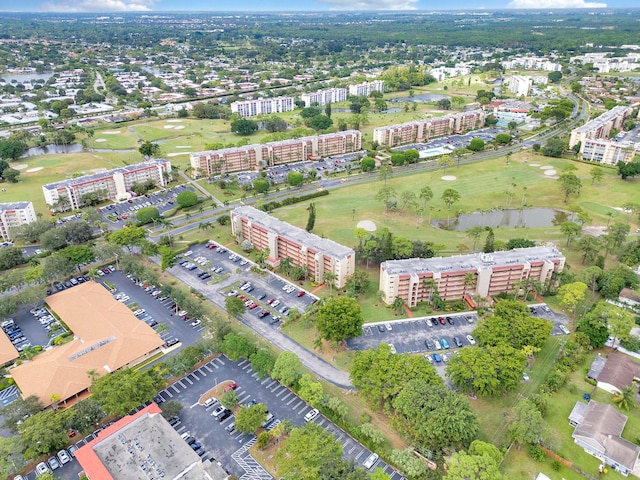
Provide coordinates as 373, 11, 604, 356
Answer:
7, 0, 640, 13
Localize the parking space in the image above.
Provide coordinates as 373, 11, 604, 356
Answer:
529, 303, 572, 336
347, 313, 478, 356
153, 355, 405, 480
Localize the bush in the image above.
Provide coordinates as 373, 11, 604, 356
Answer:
551, 461, 562, 471
136, 207, 160, 225
261, 189, 329, 212
529, 445, 545, 462
257, 431, 270, 449
176, 191, 199, 208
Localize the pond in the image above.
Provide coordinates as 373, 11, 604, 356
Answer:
390, 93, 450, 103
0, 72, 54, 84
434, 208, 576, 231
21, 143, 84, 158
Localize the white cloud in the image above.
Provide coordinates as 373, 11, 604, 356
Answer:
316, 0, 419, 10
508, 0, 606, 7
40, 0, 156, 12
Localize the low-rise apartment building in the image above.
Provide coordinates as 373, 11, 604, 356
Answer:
373, 110, 486, 147
0, 201, 36, 241
379, 246, 565, 307
580, 138, 635, 165
569, 106, 633, 149
348, 80, 385, 97
231, 206, 355, 288
230, 96, 295, 117
190, 130, 361, 177
301, 88, 348, 107
42, 159, 172, 212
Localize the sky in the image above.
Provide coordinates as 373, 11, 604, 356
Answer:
3, 0, 639, 13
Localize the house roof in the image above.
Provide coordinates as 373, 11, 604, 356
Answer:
597, 352, 640, 391
568, 401, 589, 426
588, 354, 607, 380
10, 281, 164, 407
572, 401, 640, 470
0, 330, 19, 366
620, 288, 640, 304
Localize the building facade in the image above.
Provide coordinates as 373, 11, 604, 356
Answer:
230, 96, 295, 117
373, 110, 486, 148
379, 246, 565, 307
0, 201, 36, 241
348, 80, 385, 97
190, 130, 362, 177
569, 106, 634, 148
301, 88, 348, 107
42, 159, 172, 212
580, 138, 635, 165
508, 75, 533, 97
231, 206, 355, 288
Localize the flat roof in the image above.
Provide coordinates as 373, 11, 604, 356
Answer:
42, 158, 169, 191
0, 201, 32, 211
10, 281, 165, 407
374, 110, 483, 132
233, 205, 354, 259
573, 105, 632, 134
381, 246, 565, 276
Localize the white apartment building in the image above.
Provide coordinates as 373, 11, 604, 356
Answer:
230, 97, 295, 117
430, 65, 472, 81
501, 57, 562, 72
301, 88, 348, 107
0, 201, 37, 241
348, 80, 385, 97
580, 139, 635, 166
508, 76, 533, 97
569, 106, 634, 148
570, 52, 640, 73
43, 159, 172, 212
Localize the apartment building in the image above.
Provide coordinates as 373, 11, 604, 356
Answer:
379, 246, 565, 307
190, 130, 362, 177
569, 106, 633, 148
508, 75, 533, 97
42, 159, 172, 212
580, 138, 635, 165
0, 201, 36, 241
301, 88, 348, 107
230, 96, 295, 117
373, 110, 486, 148
348, 80, 385, 97
231, 206, 355, 288
501, 57, 562, 72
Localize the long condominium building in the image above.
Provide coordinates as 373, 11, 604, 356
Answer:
373, 110, 486, 147
379, 246, 565, 307
43, 159, 172, 212
0, 201, 36, 241
231, 206, 355, 288
348, 80, 385, 97
190, 130, 361, 177
580, 138, 636, 165
301, 88, 348, 107
230, 96, 295, 117
569, 106, 633, 148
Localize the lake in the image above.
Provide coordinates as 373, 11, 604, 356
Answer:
390, 93, 450, 103
1, 72, 54, 84
434, 208, 576, 231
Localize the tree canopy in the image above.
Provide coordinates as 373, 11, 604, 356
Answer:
314, 296, 364, 345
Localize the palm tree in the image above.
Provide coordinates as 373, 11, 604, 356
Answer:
613, 385, 636, 411
463, 272, 476, 298
419, 186, 433, 213
392, 296, 406, 315
323, 271, 337, 297
423, 278, 436, 305
87, 268, 99, 281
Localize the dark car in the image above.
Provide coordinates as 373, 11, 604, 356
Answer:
195, 447, 206, 456
165, 338, 179, 347
446, 316, 455, 325
185, 436, 196, 445
453, 336, 463, 348
191, 441, 202, 450
431, 318, 439, 327
425, 339, 436, 350
377, 324, 385, 332
218, 409, 232, 422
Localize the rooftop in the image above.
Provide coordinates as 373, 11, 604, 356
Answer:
42, 158, 170, 191
0, 201, 32, 212
374, 110, 483, 132
596, 352, 640, 391
573, 105, 633, 134
10, 281, 165, 407
381, 246, 565, 276
233, 205, 354, 259
0, 329, 19, 366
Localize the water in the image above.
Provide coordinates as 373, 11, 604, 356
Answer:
390, 93, 450, 103
0, 72, 54, 84
21, 143, 83, 158
381, 108, 402, 114
419, 147, 451, 159
434, 208, 576, 231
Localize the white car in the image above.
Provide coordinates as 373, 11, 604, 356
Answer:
363, 453, 379, 470
57, 449, 71, 464
304, 408, 319, 422
385, 322, 392, 331
191, 319, 201, 327
184, 250, 193, 257
559, 324, 570, 334
35, 462, 50, 475
466, 334, 476, 345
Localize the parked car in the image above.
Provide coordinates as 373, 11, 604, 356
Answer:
35, 462, 50, 475
432, 353, 442, 363
57, 449, 71, 464
218, 409, 232, 422
466, 334, 476, 345
224, 382, 237, 392
304, 408, 319, 422
440, 338, 450, 349
363, 453, 379, 470
453, 336, 463, 348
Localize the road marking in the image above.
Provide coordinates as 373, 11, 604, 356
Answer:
250, 372, 258, 378
204, 364, 214, 372
336, 433, 344, 441
171, 385, 180, 393
164, 389, 173, 398
275, 388, 287, 397
197, 368, 207, 376
238, 359, 248, 367
266, 380, 276, 388
190, 402, 199, 408
261, 378, 271, 385
190, 372, 198, 381
291, 400, 302, 409
238, 393, 251, 403
183, 377, 193, 385
297, 405, 309, 415
354, 450, 366, 461
178, 380, 187, 387
215, 357, 225, 365
281, 392, 292, 402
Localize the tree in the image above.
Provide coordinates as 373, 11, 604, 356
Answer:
138, 141, 160, 159
264, 117, 288, 132
442, 188, 461, 227
577, 302, 615, 348
0, 436, 23, 479
543, 137, 565, 157
465, 226, 484, 251
468, 138, 485, 152
419, 186, 433, 213
250, 349, 276, 379
590, 166, 604, 185
136, 206, 160, 224
231, 118, 258, 135
159, 245, 177, 271
548, 71, 563, 83
495, 133, 511, 145
613, 385, 636, 411
378, 165, 393, 185
253, 177, 270, 194
483, 227, 495, 253
3, 168, 20, 183
558, 173, 581, 203
59, 245, 95, 272
605, 221, 630, 252
19, 410, 70, 460
389, 448, 429, 478
276, 423, 343, 480
69, 398, 105, 432
41, 227, 68, 251
438, 154, 454, 175
375, 185, 397, 211
578, 235, 602, 264
560, 221, 582, 248
0, 139, 27, 160
108, 225, 147, 252
221, 389, 239, 409
288, 171, 304, 187
306, 202, 316, 232
0, 247, 24, 271
176, 190, 199, 208
42, 254, 74, 285
508, 399, 549, 446
235, 403, 268, 433
447, 450, 503, 480
608, 305, 635, 349
298, 374, 324, 405
314, 296, 364, 345
0, 395, 43, 433
91, 367, 164, 416
361, 156, 376, 172
558, 281, 587, 314
225, 296, 247, 318
309, 114, 333, 131
221, 333, 256, 361
272, 351, 303, 387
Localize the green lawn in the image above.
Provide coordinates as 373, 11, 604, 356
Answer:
87, 127, 140, 150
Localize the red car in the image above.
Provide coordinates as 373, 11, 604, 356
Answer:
208, 244, 216, 249
248, 303, 258, 309
297, 291, 305, 297
121, 214, 127, 219
438, 317, 446, 325
266, 298, 275, 305
224, 382, 237, 392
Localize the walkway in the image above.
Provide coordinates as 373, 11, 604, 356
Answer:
177, 171, 225, 207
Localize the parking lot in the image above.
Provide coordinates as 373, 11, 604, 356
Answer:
393, 127, 504, 154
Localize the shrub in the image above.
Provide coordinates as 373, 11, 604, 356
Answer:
257, 431, 270, 449
529, 445, 545, 462
551, 461, 562, 471
176, 191, 199, 208
136, 207, 160, 225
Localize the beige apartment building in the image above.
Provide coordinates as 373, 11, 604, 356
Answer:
569, 105, 633, 148
379, 246, 565, 307
231, 206, 355, 288
373, 110, 486, 147
43, 159, 172, 212
580, 138, 636, 165
190, 130, 362, 177
0, 201, 37, 241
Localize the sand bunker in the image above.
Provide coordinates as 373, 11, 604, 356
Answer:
357, 220, 377, 232
540, 166, 554, 170
167, 152, 190, 157
176, 146, 191, 149
95, 138, 107, 143
167, 119, 183, 123
164, 125, 175, 129
529, 163, 540, 167
26, 167, 43, 173
173, 125, 185, 130
102, 130, 121, 135
441, 175, 457, 181
544, 169, 557, 176
13, 164, 28, 170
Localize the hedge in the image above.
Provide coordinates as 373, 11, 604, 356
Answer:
260, 189, 329, 212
